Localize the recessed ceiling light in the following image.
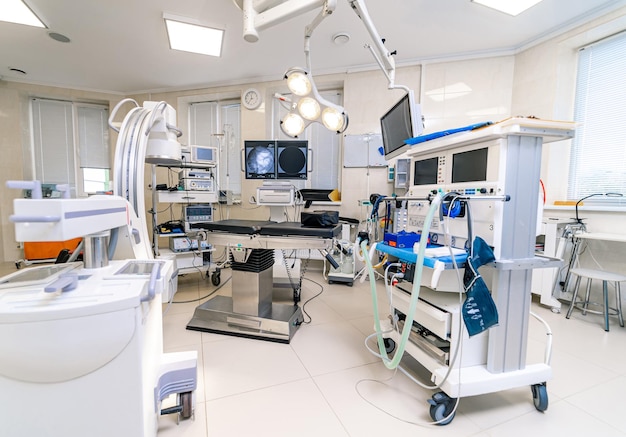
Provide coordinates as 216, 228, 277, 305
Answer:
48, 32, 70, 43
471, 0, 543, 16
164, 14, 223, 57
0, 0, 46, 28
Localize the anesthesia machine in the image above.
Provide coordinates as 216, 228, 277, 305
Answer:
363, 116, 576, 424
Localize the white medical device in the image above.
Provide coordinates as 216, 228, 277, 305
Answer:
0, 100, 199, 437
256, 182, 295, 206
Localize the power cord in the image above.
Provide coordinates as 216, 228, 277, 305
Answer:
297, 277, 325, 325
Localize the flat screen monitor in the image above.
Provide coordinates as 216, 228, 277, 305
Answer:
277, 140, 308, 180
244, 141, 276, 179
413, 156, 439, 185
191, 145, 217, 164
451, 147, 488, 183
380, 90, 423, 160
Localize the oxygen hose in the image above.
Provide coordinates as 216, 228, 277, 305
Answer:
363, 190, 443, 370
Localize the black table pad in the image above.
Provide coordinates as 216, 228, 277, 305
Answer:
259, 221, 341, 238
203, 219, 276, 234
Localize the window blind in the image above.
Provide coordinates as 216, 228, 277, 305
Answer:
77, 105, 109, 169
31, 98, 76, 188
568, 32, 626, 200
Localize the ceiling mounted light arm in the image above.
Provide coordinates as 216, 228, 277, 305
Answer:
240, 0, 328, 42
347, 0, 407, 92
235, 0, 408, 91
303, 0, 336, 70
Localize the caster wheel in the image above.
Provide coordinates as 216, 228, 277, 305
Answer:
531, 383, 548, 412
428, 392, 456, 425
383, 338, 396, 354
179, 392, 193, 420
211, 271, 221, 286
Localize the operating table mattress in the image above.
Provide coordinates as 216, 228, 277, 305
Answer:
259, 221, 341, 238
204, 219, 341, 238
201, 219, 276, 234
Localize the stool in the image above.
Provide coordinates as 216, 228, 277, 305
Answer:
566, 268, 625, 331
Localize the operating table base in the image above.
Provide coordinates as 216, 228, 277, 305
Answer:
186, 295, 303, 343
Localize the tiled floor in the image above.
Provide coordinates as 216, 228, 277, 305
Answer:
157, 265, 626, 437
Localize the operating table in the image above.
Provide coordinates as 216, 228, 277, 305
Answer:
187, 219, 341, 343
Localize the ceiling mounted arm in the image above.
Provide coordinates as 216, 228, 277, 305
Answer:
234, 0, 407, 91
238, 0, 328, 42
348, 0, 406, 91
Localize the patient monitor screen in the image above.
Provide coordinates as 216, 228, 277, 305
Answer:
413, 157, 438, 185
245, 142, 276, 179
451, 147, 488, 183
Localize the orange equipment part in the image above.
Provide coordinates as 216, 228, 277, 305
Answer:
23, 238, 82, 261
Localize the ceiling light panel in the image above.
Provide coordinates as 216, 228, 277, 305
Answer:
472, 0, 543, 16
164, 17, 223, 57
0, 0, 46, 28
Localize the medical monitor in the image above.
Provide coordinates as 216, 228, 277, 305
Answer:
277, 140, 308, 180
244, 141, 276, 179
190, 145, 217, 165
413, 156, 439, 185
451, 147, 488, 183
380, 90, 423, 160
244, 140, 309, 180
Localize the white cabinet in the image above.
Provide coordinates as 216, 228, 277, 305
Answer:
531, 218, 577, 312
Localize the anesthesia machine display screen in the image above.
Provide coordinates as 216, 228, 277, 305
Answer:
244, 140, 308, 180
451, 147, 488, 183
413, 156, 439, 185
380, 90, 423, 160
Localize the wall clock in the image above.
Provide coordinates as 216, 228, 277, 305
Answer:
242, 88, 262, 110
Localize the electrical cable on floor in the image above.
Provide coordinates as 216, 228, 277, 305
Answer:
299, 277, 325, 324
170, 270, 232, 304
355, 374, 455, 427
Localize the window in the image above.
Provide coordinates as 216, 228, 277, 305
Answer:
188, 100, 242, 195
272, 89, 343, 191
568, 32, 626, 201
30, 98, 110, 197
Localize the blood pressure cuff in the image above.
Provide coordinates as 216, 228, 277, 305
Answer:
462, 236, 498, 337
301, 210, 339, 227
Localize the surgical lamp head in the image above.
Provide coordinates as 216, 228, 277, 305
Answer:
279, 67, 348, 138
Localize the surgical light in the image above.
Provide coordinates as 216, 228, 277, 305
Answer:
322, 107, 346, 132
281, 113, 306, 138
279, 67, 348, 138
286, 70, 312, 96
298, 97, 321, 120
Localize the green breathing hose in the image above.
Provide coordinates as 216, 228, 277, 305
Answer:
363, 190, 444, 370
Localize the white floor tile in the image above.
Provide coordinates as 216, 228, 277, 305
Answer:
162, 311, 203, 350
482, 399, 625, 436
314, 361, 482, 436
566, 375, 626, 433
202, 336, 310, 400
290, 320, 380, 376
204, 379, 349, 437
